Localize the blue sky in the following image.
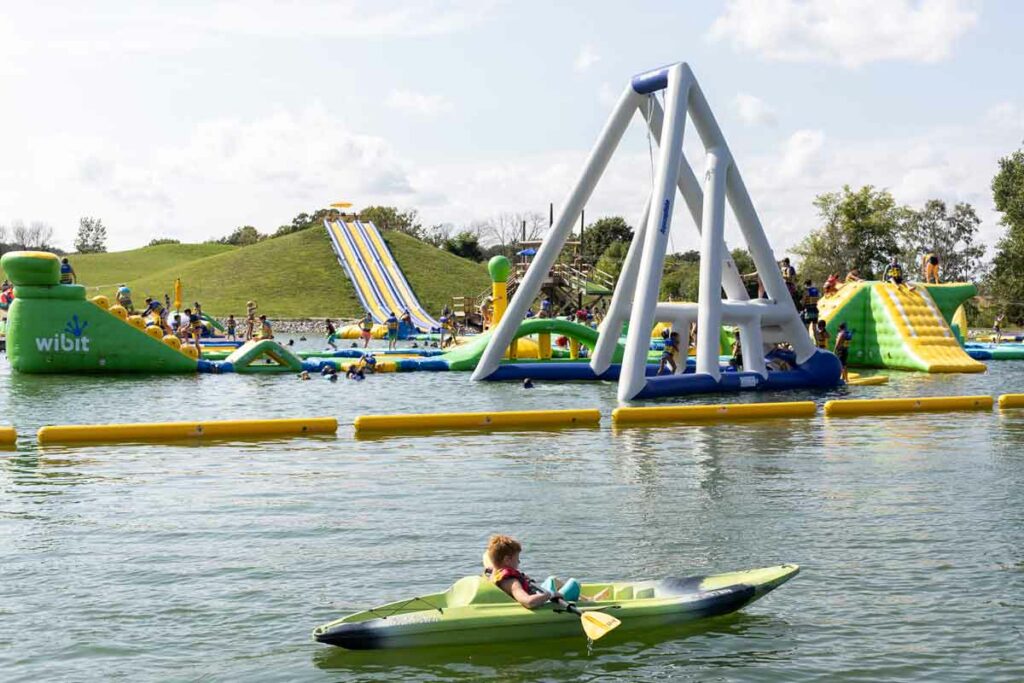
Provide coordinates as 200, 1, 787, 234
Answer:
1, 0, 1021, 256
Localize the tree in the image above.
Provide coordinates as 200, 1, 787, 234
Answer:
11, 220, 56, 250
442, 230, 485, 262
360, 206, 423, 239
793, 185, 906, 284
582, 216, 633, 261
216, 225, 264, 246
273, 208, 334, 238
902, 200, 984, 282
595, 240, 629, 280
74, 216, 107, 253
477, 211, 547, 254
987, 149, 1024, 320
148, 238, 181, 246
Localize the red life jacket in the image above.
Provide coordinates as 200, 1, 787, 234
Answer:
490, 566, 531, 593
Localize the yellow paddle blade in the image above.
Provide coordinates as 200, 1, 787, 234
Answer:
580, 610, 621, 640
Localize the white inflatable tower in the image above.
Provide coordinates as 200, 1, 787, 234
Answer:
472, 62, 837, 401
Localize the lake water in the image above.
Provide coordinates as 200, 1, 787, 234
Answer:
2, 337, 1022, 682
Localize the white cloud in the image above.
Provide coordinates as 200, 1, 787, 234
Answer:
0, 106, 425, 249
708, 0, 978, 68
734, 93, 777, 126
386, 89, 454, 116
0, 1, 495, 60
574, 44, 601, 72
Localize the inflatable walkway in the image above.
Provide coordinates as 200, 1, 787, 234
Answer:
818, 281, 983, 373
324, 219, 440, 332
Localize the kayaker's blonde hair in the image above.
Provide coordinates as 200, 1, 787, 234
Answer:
486, 534, 522, 567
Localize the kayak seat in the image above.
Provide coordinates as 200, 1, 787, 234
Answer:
446, 576, 518, 607
634, 587, 655, 599
614, 586, 633, 600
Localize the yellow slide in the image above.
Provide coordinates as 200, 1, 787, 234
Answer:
819, 281, 984, 373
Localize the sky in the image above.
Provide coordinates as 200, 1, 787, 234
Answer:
1, 0, 1022, 257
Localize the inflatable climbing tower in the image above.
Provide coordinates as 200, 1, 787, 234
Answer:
472, 62, 840, 400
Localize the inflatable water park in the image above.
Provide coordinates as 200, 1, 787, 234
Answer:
0, 63, 995, 399
5, 51, 1024, 681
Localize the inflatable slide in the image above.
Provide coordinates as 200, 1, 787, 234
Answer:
818, 281, 983, 373
325, 219, 440, 332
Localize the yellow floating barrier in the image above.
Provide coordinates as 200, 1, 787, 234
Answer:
824, 395, 992, 417
354, 409, 601, 434
846, 375, 889, 386
0, 426, 16, 445
37, 417, 338, 444
612, 401, 816, 425
998, 394, 1024, 409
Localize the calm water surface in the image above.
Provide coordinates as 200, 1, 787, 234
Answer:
1, 337, 1022, 681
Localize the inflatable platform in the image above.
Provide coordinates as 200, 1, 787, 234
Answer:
818, 281, 984, 373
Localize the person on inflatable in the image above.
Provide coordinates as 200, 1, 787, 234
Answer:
483, 534, 587, 609
115, 284, 133, 313
801, 279, 820, 334
183, 308, 203, 354
779, 257, 798, 301
844, 268, 863, 283
922, 251, 940, 284
143, 296, 170, 333
657, 331, 681, 375
385, 311, 399, 350
59, 257, 76, 285
823, 274, 840, 297
245, 300, 258, 340
226, 314, 237, 341
359, 311, 373, 349
258, 314, 273, 340
884, 258, 913, 290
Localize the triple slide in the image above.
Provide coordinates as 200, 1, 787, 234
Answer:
325, 219, 440, 332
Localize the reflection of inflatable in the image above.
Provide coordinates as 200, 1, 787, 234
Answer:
818, 281, 983, 373
1, 252, 198, 373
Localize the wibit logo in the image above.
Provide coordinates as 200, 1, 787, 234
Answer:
35, 314, 91, 352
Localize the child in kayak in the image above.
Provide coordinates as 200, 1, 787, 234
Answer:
483, 534, 583, 609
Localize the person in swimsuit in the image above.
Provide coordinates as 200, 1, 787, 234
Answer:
258, 315, 273, 340
325, 319, 338, 350
385, 312, 399, 351
834, 322, 852, 382
359, 312, 374, 349
245, 300, 258, 340
814, 320, 831, 350
184, 308, 202, 354
226, 315, 237, 341
657, 331, 680, 375
483, 534, 584, 609
801, 279, 820, 334
59, 258, 76, 285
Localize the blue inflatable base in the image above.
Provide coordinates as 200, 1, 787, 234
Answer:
481, 349, 841, 398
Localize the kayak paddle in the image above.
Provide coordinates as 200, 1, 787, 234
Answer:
531, 581, 621, 641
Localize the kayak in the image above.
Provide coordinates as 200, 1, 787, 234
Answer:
313, 563, 799, 650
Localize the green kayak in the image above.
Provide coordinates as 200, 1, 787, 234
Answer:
313, 564, 799, 650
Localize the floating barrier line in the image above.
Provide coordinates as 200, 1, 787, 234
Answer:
354, 409, 601, 434
612, 401, 816, 425
37, 417, 338, 444
998, 393, 1024, 409
0, 426, 16, 445
823, 395, 992, 417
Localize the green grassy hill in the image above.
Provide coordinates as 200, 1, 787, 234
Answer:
2, 228, 489, 319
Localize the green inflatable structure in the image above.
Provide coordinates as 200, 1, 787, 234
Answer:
0, 251, 198, 373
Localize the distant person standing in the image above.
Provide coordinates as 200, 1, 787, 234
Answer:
834, 322, 852, 382
245, 300, 258, 340
993, 314, 1005, 343
226, 314, 237, 341
780, 258, 797, 301
922, 251, 940, 284
386, 311, 399, 350
59, 258, 76, 285
325, 319, 338, 350
801, 280, 820, 334
359, 311, 374, 349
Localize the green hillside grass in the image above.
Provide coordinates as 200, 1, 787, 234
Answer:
0, 242, 235, 288
3, 228, 489, 319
